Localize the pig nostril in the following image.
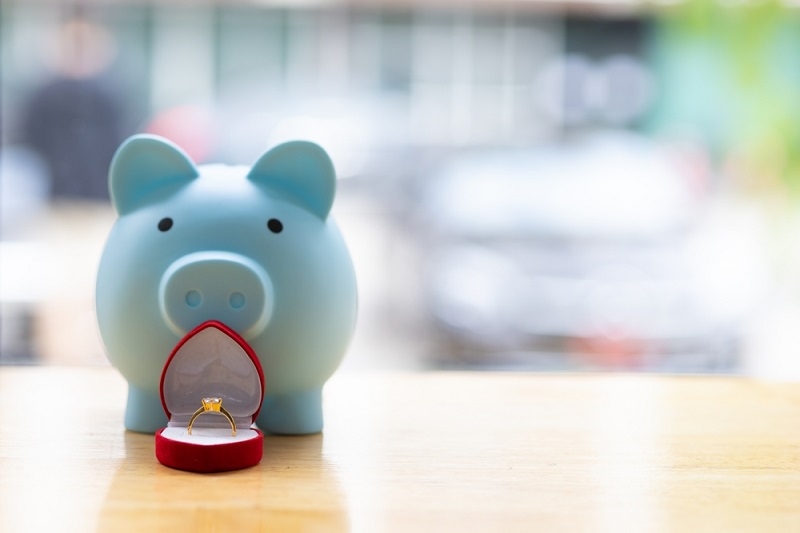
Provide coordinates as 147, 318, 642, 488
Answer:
230, 292, 246, 309
185, 290, 202, 308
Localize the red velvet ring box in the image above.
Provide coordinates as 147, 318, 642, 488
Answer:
155, 321, 265, 473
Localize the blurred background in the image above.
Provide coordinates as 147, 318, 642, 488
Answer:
2, 0, 800, 378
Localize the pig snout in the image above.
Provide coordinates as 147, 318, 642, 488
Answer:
159, 251, 273, 338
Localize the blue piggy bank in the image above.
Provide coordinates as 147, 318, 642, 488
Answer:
96, 134, 357, 434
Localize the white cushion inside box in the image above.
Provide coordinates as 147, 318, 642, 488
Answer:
160, 426, 260, 445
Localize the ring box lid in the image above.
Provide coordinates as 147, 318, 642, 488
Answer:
159, 320, 265, 429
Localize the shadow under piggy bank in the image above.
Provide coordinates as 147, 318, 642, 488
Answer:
97, 431, 348, 531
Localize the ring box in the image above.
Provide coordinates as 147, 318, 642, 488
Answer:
155, 321, 265, 473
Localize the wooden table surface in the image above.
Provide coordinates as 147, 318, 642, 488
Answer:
0, 367, 799, 532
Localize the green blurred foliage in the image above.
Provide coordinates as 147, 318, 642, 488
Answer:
648, 0, 800, 196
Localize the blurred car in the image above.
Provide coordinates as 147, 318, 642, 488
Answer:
418, 132, 762, 371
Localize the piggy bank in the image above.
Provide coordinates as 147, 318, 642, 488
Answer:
96, 134, 357, 436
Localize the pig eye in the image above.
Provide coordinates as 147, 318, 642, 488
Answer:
267, 218, 283, 234
158, 217, 173, 232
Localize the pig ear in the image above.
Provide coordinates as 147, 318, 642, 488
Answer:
247, 141, 335, 219
109, 134, 199, 215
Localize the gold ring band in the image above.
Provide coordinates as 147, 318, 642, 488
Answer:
187, 397, 237, 437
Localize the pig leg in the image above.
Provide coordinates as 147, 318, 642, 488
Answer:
256, 388, 323, 435
125, 384, 168, 434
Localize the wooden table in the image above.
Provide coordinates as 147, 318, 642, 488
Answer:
0, 368, 799, 532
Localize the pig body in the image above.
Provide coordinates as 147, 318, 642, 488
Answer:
96, 135, 357, 434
